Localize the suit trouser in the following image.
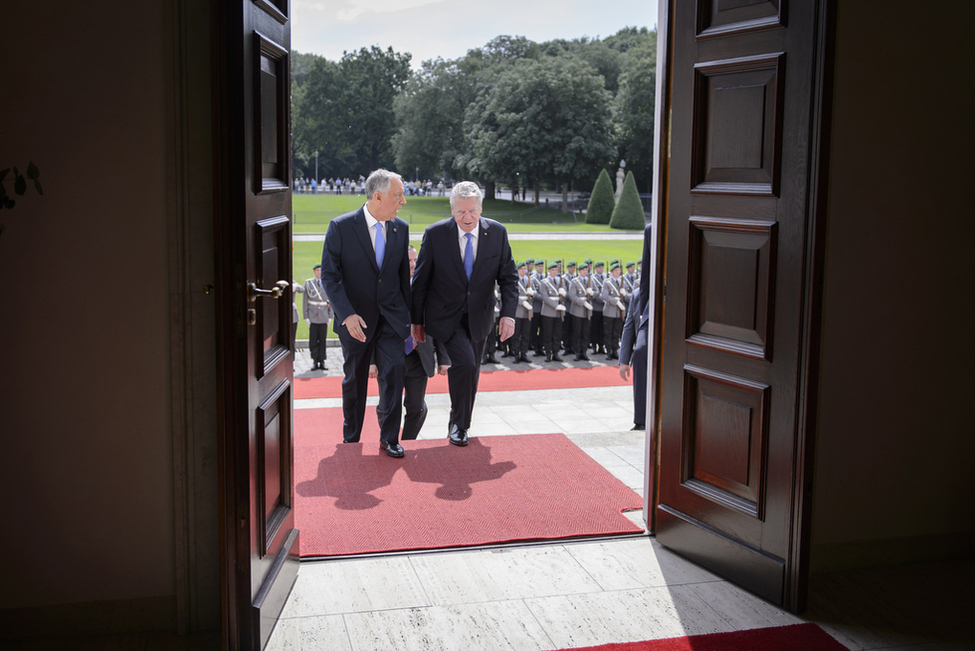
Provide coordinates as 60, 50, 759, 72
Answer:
338, 316, 405, 445
571, 315, 591, 355
376, 349, 430, 440
541, 316, 562, 355
604, 316, 623, 354
530, 311, 543, 352
631, 327, 649, 427
442, 313, 487, 431
513, 317, 531, 354
308, 322, 328, 363
589, 310, 604, 350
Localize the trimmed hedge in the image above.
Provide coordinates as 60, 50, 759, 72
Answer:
585, 168, 615, 224
609, 171, 645, 230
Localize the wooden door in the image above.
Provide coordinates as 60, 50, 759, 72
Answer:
656, 0, 830, 612
214, 0, 297, 648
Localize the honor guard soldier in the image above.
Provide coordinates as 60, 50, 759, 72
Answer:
303, 263, 334, 370
530, 258, 546, 356
589, 260, 606, 355
599, 262, 627, 359
567, 262, 593, 361
512, 261, 534, 363
539, 261, 565, 362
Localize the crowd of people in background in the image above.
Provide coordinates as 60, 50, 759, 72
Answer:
294, 176, 446, 197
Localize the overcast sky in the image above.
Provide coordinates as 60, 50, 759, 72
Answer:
292, 0, 659, 67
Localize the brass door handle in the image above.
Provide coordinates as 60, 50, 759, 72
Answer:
247, 280, 289, 302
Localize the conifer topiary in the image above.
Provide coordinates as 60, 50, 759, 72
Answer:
609, 171, 645, 230
585, 168, 615, 224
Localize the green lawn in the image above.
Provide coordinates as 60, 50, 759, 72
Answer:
293, 194, 643, 234
291, 237, 643, 341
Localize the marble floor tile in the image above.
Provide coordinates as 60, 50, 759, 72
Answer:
408, 546, 601, 606
687, 580, 803, 630
343, 600, 554, 651
282, 557, 432, 617
550, 417, 611, 433
579, 446, 631, 468
605, 464, 644, 489
609, 444, 645, 467
563, 538, 721, 592
266, 614, 352, 651
525, 584, 732, 649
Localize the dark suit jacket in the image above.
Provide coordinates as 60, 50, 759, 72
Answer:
411, 217, 519, 343
414, 336, 451, 377
321, 207, 412, 340
619, 287, 649, 366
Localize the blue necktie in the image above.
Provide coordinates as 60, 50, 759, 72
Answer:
463, 233, 473, 280
374, 222, 385, 268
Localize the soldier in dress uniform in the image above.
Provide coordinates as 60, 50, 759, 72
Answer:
567, 262, 593, 361
599, 262, 627, 359
482, 283, 502, 364
303, 263, 334, 370
530, 258, 546, 356
539, 261, 566, 362
589, 260, 606, 355
622, 261, 638, 300
512, 261, 534, 363
562, 260, 578, 355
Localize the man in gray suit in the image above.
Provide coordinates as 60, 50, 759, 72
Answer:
303, 263, 334, 370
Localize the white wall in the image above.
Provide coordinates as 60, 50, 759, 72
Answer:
811, 1, 975, 569
0, 2, 177, 617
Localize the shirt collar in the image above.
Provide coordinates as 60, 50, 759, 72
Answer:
363, 204, 381, 231
457, 221, 480, 242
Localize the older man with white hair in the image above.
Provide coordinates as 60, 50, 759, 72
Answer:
410, 181, 519, 447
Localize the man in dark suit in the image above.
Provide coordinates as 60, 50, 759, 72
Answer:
321, 169, 412, 458
619, 286, 650, 431
372, 245, 451, 440
410, 181, 519, 447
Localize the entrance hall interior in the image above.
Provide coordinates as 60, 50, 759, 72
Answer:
1, 1, 973, 650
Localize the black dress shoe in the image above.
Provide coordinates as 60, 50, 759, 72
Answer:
631, 424, 646, 431
578, 353, 590, 361
448, 424, 469, 447
484, 355, 500, 364
512, 355, 523, 363
519, 353, 531, 363
545, 353, 553, 362
533, 350, 544, 357
551, 353, 563, 362
379, 440, 405, 458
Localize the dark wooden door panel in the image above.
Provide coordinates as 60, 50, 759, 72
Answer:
217, 0, 297, 648
656, 0, 827, 612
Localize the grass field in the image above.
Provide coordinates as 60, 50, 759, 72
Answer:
290, 194, 644, 341
293, 194, 642, 234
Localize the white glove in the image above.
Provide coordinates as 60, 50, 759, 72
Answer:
558, 288, 566, 297
526, 287, 535, 296
556, 304, 566, 312
616, 300, 626, 310
584, 302, 593, 310
586, 288, 593, 296
521, 300, 532, 310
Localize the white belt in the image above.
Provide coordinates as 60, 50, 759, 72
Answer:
309, 301, 327, 306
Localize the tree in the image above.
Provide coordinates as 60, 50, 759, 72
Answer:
614, 37, 657, 191
392, 58, 476, 181
610, 171, 645, 229
585, 168, 615, 224
293, 46, 411, 176
465, 57, 615, 205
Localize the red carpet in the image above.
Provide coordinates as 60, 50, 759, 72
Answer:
294, 364, 626, 400
295, 407, 643, 557
551, 624, 847, 651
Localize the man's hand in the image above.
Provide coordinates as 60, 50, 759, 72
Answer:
558, 288, 566, 297
498, 316, 515, 341
411, 323, 425, 343
521, 300, 532, 311
584, 302, 593, 310
556, 304, 566, 312
437, 365, 449, 376
368, 364, 378, 379
619, 363, 631, 381
343, 314, 367, 342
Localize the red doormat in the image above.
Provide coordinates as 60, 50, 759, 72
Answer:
295, 408, 643, 557
551, 623, 846, 651
294, 364, 626, 400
